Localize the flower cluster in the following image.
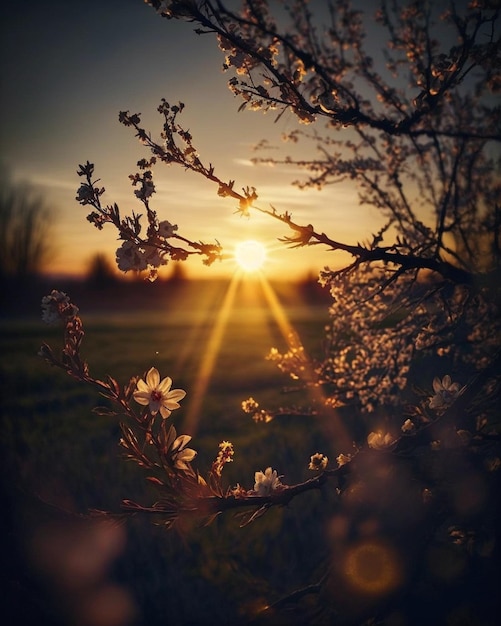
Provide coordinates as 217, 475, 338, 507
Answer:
41, 290, 79, 325
241, 397, 259, 413
241, 397, 273, 423
266, 343, 310, 383
305, 265, 421, 413
211, 441, 234, 477
115, 241, 167, 273
76, 157, 223, 280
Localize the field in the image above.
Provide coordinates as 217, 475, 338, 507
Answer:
1, 277, 338, 626
2, 277, 500, 626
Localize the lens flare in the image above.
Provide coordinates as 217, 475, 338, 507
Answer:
234, 240, 266, 272
344, 539, 402, 596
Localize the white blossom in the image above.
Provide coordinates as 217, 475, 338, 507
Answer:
169, 434, 196, 471
253, 467, 283, 496
133, 367, 186, 419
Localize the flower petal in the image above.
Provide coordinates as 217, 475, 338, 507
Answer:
429, 395, 442, 409
432, 376, 442, 393
178, 448, 196, 463
159, 406, 172, 419
172, 434, 192, 452
157, 376, 173, 394
145, 367, 160, 388
133, 391, 151, 406
135, 379, 149, 393
167, 389, 187, 403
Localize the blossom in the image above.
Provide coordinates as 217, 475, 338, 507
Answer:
241, 397, 259, 413
76, 183, 94, 205
169, 434, 196, 471
212, 440, 234, 476
230, 484, 248, 498
336, 453, 352, 467
41, 290, 79, 324
158, 220, 178, 238
309, 453, 328, 471
252, 410, 273, 423
133, 177, 155, 200
133, 367, 186, 419
143, 245, 167, 268
401, 419, 415, 433
367, 430, 397, 450
429, 375, 464, 410
116, 241, 148, 272
253, 467, 283, 496
241, 397, 273, 423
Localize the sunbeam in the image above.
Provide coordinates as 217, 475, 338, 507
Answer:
258, 274, 351, 451
183, 273, 241, 435
173, 283, 229, 374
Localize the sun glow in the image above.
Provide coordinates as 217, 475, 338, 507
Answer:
178, 267, 350, 448
234, 240, 267, 272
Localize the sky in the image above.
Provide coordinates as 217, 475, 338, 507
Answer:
1, 0, 379, 281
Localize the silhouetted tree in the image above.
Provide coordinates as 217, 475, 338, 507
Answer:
0, 167, 55, 282
167, 261, 188, 283
85, 252, 118, 287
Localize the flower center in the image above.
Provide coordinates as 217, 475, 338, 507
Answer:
151, 390, 163, 402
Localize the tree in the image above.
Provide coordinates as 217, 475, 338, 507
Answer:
42, 2, 500, 624
85, 252, 118, 287
0, 166, 55, 282
76, 0, 500, 411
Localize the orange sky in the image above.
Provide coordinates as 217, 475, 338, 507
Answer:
1, 1, 381, 281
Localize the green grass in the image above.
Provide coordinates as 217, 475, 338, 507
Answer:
1, 280, 334, 625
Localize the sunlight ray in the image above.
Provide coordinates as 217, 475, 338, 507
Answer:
183, 273, 241, 435
258, 274, 352, 451
172, 284, 229, 374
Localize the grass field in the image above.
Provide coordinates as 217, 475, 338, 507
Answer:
3, 277, 499, 626
1, 277, 338, 626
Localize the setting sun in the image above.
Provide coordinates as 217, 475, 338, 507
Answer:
234, 240, 267, 272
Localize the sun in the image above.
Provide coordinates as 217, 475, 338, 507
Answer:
234, 240, 267, 272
